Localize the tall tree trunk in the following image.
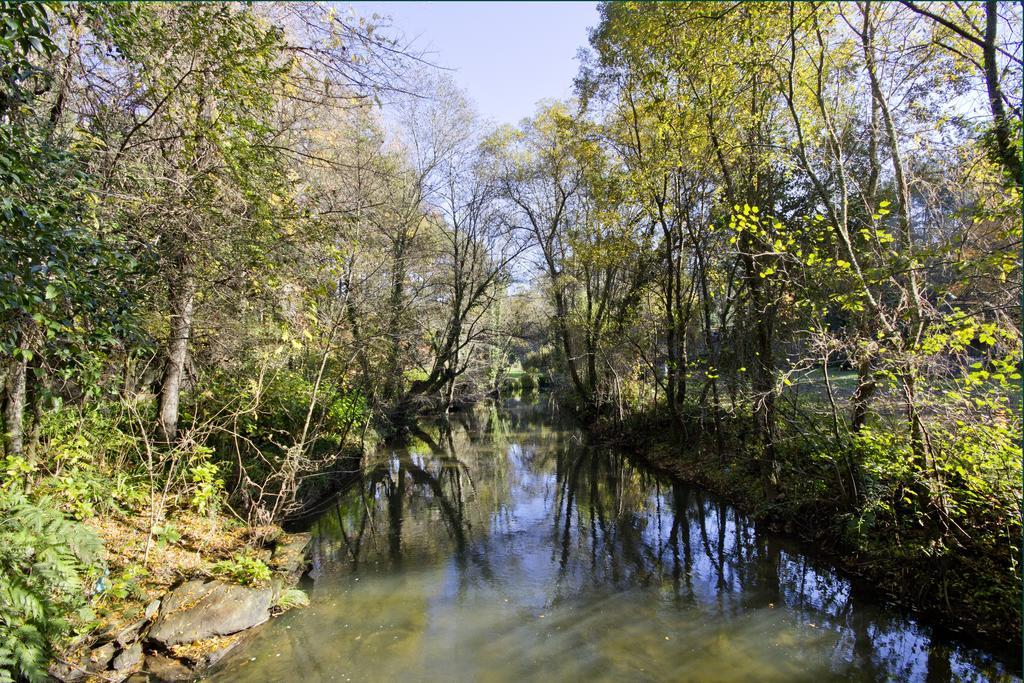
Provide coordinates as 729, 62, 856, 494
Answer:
853, 91, 882, 432
663, 229, 679, 422
341, 265, 373, 400
3, 353, 27, 458
384, 239, 407, 405
552, 287, 589, 406
983, 0, 1021, 182
25, 365, 50, 458
674, 242, 690, 412
863, 4, 936, 494
752, 304, 779, 501
693, 234, 725, 458
445, 346, 459, 413
747, 58, 779, 502
851, 350, 877, 431
157, 254, 196, 444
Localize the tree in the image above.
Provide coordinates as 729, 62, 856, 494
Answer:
898, 0, 1022, 182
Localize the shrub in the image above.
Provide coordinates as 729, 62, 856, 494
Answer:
520, 369, 540, 392
188, 447, 224, 517
0, 492, 103, 683
210, 554, 271, 587
30, 406, 148, 520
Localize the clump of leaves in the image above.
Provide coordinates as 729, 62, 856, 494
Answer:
153, 524, 181, 548
31, 407, 148, 520
94, 564, 148, 605
188, 447, 224, 517
274, 588, 309, 612
210, 554, 271, 587
0, 491, 104, 683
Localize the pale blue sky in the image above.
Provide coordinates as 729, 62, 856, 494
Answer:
345, 2, 599, 126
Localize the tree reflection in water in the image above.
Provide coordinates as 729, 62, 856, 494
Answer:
214, 400, 1019, 683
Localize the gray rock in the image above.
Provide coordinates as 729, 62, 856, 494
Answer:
194, 635, 243, 669
48, 660, 87, 682
87, 641, 117, 672
270, 532, 311, 577
145, 599, 161, 620
148, 579, 274, 647
143, 653, 196, 681
248, 525, 283, 547
113, 642, 144, 671
116, 618, 147, 647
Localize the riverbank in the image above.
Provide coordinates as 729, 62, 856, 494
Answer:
205, 399, 1020, 682
50, 510, 312, 682
593, 411, 1021, 654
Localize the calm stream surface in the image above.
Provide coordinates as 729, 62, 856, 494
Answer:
210, 399, 1019, 682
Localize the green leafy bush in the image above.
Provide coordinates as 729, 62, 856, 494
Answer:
188, 446, 224, 516
202, 368, 368, 451
153, 524, 181, 548
95, 564, 147, 604
31, 406, 147, 520
520, 369, 540, 392
0, 492, 103, 683
211, 554, 271, 587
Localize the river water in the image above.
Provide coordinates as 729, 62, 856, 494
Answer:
209, 398, 1019, 682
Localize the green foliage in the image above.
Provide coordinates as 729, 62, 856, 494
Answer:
0, 455, 34, 492
0, 1, 57, 118
403, 367, 429, 385
0, 491, 103, 683
274, 588, 309, 612
229, 368, 366, 442
89, 1, 295, 270
930, 420, 1021, 535
152, 524, 181, 549
200, 366, 368, 493
845, 427, 918, 536
31, 407, 147, 519
190, 459, 224, 517
0, 0, 146, 376
520, 369, 540, 392
210, 554, 271, 587
94, 564, 147, 605
1, 1, 146, 409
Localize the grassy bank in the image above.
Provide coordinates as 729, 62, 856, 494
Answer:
1, 478, 300, 682
596, 408, 1021, 651
0, 396, 356, 682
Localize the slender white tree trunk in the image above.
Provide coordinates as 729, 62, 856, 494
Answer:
158, 259, 195, 443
